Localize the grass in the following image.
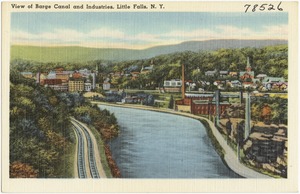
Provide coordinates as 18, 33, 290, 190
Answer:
88, 125, 113, 178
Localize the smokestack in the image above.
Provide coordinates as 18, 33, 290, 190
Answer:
182, 63, 185, 99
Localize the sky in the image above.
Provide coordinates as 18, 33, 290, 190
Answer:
11, 12, 288, 49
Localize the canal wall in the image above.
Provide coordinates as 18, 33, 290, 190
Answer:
92, 101, 272, 178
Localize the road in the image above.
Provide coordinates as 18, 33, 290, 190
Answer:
71, 118, 107, 178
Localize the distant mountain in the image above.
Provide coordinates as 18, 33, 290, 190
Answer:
11, 39, 287, 63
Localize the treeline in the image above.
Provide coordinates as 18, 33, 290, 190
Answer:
9, 68, 119, 178
12, 45, 287, 82
110, 44, 287, 89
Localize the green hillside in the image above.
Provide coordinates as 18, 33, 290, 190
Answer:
11, 39, 287, 63
10, 45, 141, 62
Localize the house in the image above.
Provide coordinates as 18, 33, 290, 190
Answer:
20, 72, 33, 79
130, 72, 140, 80
242, 82, 254, 89
140, 65, 154, 74
230, 80, 242, 88
272, 82, 288, 91
219, 71, 228, 78
262, 77, 286, 91
205, 69, 217, 77
262, 77, 285, 83
256, 74, 267, 80
229, 72, 238, 77
103, 81, 111, 91
47, 71, 56, 79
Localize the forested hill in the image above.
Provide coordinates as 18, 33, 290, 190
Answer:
11, 39, 287, 63
9, 69, 119, 178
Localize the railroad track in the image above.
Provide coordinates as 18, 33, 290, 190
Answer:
73, 124, 87, 178
72, 118, 100, 178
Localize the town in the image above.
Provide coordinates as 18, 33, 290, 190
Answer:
17, 51, 288, 178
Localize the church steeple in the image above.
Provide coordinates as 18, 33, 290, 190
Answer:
246, 57, 251, 72
95, 64, 99, 76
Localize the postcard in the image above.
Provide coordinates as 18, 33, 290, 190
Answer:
1, 1, 298, 193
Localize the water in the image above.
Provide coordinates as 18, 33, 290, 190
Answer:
100, 105, 241, 178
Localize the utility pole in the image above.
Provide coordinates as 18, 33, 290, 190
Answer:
215, 89, 220, 127
244, 90, 251, 140
181, 63, 185, 99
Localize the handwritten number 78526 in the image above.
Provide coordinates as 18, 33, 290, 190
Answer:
244, 2, 283, 13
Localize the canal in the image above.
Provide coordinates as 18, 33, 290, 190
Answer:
99, 105, 241, 178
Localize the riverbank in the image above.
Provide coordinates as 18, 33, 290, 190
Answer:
92, 101, 272, 178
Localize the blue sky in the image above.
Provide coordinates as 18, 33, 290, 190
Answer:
11, 12, 288, 49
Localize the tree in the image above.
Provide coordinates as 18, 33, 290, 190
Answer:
261, 104, 272, 124
10, 161, 38, 178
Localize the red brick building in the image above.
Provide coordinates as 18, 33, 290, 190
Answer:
43, 79, 62, 85
175, 94, 230, 116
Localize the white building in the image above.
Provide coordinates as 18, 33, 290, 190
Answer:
84, 81, 92, 92
163, 79, 182, 87
103, 82, 111, 90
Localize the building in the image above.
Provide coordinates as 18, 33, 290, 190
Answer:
56, 71, 74, 82
230, 80, 242, 88
163, 79, 182, 93
229, 72, 238, 77
262, 77, 285, 83
91, 73, 96, 89
205, 69, 217, 77
68, 79, 84, 92
47, 71, 56, 79
242, 82, 254, 89
240, 57, 254, 82
256, 74, 268, 81
43, 79, 62, 85
21, 72, 33, 79
79, 68, 91, 76
36, 72, 48, 85
103, 81, 111, 90
140, 65, 154, 74
72, 72, 82, 79
42, 78, 69, 91
130, 72, 140, 80
219, 71, 228, 78
84, 82, 92, 92
175, 93, 230, 115
191, 100, 230, 115
175, 93, 214, 113
48, 83, 68, 92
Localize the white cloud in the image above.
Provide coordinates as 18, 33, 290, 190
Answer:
11, 24, 288, 49
89, 28, 125, 39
